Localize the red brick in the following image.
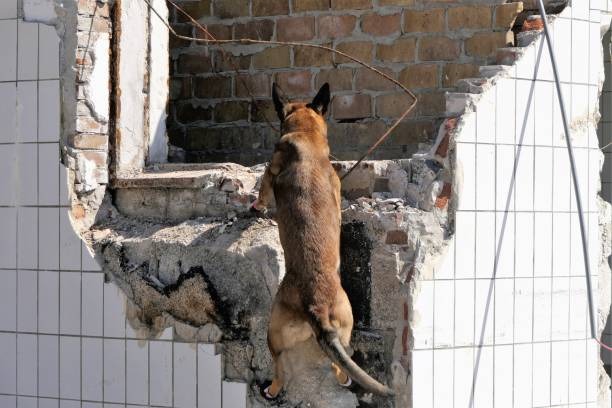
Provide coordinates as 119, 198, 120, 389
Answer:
442, 63, 480, 87
293, 0, 329, 12
448, 6, 492, 30
335, 41, 373, 64
196, 24, 231, 41
404, 9, 445, 33
495, 2, 524, 29
522, 16, 544, 31
294, 44, 333, 67
194, 76, 232, 98
235, 73, 271, 97
275, 71, 313, 95
435, 183, 452, 209
355, 67, 395, 91
176, 103, 213, 124
213, 52, 251, 72
418, 36, 461, 61
213, 0, 249, 18
316, 68, 353, 92
252, 46, 291, 69
377, 38, 416, 63
234, 20, 274, 40
251, 99, 277, 123
361, 13, 401, 37
177, 53, 213, 74
277, 16, 315, 42
332, 94, 372, 120
379, 0, 414, 5
331, 0, 371, 9
386, 230, 408, 245
377, 92, 445, 118
214, 101, 249, 122
318, 15, 356, 39
399, 64, 439, 89
252, 0, 289, 16
173, 0, 211, 22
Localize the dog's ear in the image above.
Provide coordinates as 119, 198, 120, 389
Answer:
272, 83, 288, 121
308, 83, 330, 116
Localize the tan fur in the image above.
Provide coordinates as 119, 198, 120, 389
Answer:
255, 84, 393, 398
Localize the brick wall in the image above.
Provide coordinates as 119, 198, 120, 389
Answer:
168, 0, 523, 165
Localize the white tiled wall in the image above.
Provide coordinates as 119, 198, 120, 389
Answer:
0, 2, 244, 407
412, 4, 606, 407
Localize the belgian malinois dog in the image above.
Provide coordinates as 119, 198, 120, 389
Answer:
252, 83, 394, 399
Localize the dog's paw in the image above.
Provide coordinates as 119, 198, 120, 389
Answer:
258, 380, 280, 402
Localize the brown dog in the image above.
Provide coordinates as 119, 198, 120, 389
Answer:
252, 83, 394, 399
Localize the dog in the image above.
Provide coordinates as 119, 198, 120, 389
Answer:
252, 83, 394, 399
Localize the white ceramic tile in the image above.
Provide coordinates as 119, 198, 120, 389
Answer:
533, 341, 551, 406
17, 21, 37, 80
0, 269, 16, 330
0, 208, 17, 268
495, 212, 514, 278
174, 342, 197, 408
496, 78, 516, 144
590, 22, 601, 86
493, 345, 512, 408
513, 343, 533, 407
589, 148, 602, 212
0, 333, 16, 393
517, 41, 536, 80
82, 337, 103, 401
0, 0, 17, 18
570, 212, 586, 278
586, 339, 598, 402
473, 346, 493, 408
474, 279, 494, 346
17, 208, 37, 269
457, 112, 476, 143
569, 277, 588, 339
572, 87, 591, 148
454, 280, 474, 347
554, 17, 572, 83
516, 79, 535, 146
39, 270, 59, 333
82, 272, 103, 336
432, 348, 453, 408
476, 92, 495, 144
573, 21, 591, 86
553, 83, 572, 147
534, 212, 553, 277
533, 277, 552, 342
570, 148, 590, 211
434, 238, 454, 280
496, 144, 515, 212
150, 340, 173, 407
453, 347, 473, 408
0, 144, 17, 205
39, 207, 59, 269
104, 283, 125, 337
551, 341, 570, 405
60, 272, 81, 335
17, 334, 37, 396
515, 146, 534, 211
0, 82, 17, 143
0, 20, 17, 81
39, 142, 59, 205
39, 398, 59, 408
552, 277, 570, 340
494, 279, 513, 344
413, 280, 433, 349
536, 37, 554, 82
553, 212, 571, 277
475, 212, 494, 279
59, 401, 79, 408
476, 144, 495, 211
457, 143, 476, 211
16, 82, 37, 144
17, 143, 37, 205
433, 280, 453, 348
514, 278, 533, 343
17, 269, 37, 332
60, 210, 81, 270
198, 344, 222, 408
412, 350, 433, 408
534, 146, 553, 212
515, 213, 534, 278
82, 404, 102, 408
588, 212, 599, 280
83, 244, 102, 271
222, 382, 248, 408
568, 340, 587, 404
38, 334, 59, 398
17, 397, 36, 408
0, 396, 16, 408
126, 340, 148, 405
39, 24, 60, 80
38, 80, 60, 142
103, 339, 126, 404
535, 81, 554, 147
60, 165, 70, 206
59, 336, 81, 399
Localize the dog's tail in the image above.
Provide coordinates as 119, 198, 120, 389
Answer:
316, 329, 395, 397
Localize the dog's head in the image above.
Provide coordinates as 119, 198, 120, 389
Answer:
272, 83, 330, 135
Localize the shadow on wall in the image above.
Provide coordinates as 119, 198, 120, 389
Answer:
599, 27, 612, 377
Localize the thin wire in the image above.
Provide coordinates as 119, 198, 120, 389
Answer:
143, 0, 418, 181
536, 0, 598, 342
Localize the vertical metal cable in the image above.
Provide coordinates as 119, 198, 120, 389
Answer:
536, 0, 597, 339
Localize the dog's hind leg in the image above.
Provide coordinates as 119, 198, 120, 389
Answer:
330, 287, 354, 387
